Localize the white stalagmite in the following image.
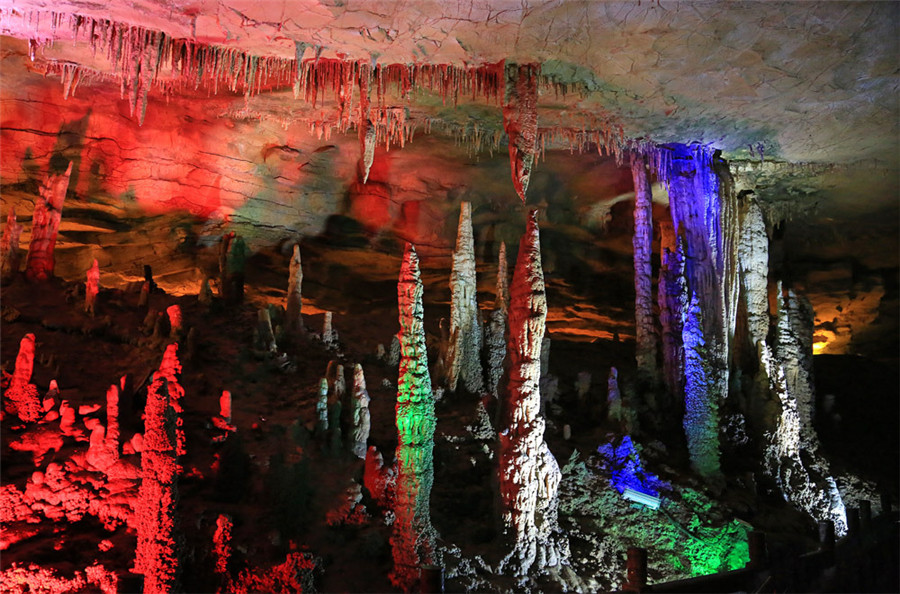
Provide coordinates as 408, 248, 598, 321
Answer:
323, 311, 339, 349
350, 364, 371, 459
499, 209, 567, 576
316, 378, 329, 434
286, 244, 303, 333
761, 284, 847, 535
445, 201, 484, 394
630, 153, 658, 383
256, 308, 278, 353
737, 192, 770, 347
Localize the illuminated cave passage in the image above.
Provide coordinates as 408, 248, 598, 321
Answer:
1, 2, 898, 593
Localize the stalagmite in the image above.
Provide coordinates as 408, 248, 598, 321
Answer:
391, 243, 437, 589
350, 364, 371, 459
682, 292, 721, 478
761, 285, 847, 535
285, 244, 303, 333
630, 153, 658, 383
256, 309, 278, 353
219, 391, 232, 424
607, 367, 623, 425
198, 278, 213, 306
133, 374, 180, 594
213, 514, 233, 576
485, 309, 507, 399
316, 378, 329, 435
154, 344, 186, 457
85, 259, 100, 316
4, 334, 42, 422
503, 64, 539, 203
1, 207, 23, 283
445, 202, 484, 394
166, 305, 182, 338
105, 384, 120, 461
323, 312, 339, 349
25, 162, 73, 282
737, 192, 770, 347
498, 210, 567, 575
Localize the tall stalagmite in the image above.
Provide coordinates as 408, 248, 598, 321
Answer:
503, 64, 539, 203
486, 242, 509, 399
285, 244, 303, 333
350, 364, 372, 459
736, 193, 770, 348
658, 225, 686, 399
445, 202, 484, 394
25, 162, 72, 282
4, 333, 41, 422
134, 374, 180, 593
1, 207, 22, 283
391, 243, 437, 590
630, 154, 658, 383
85, 259, 100, 316
499, 210, 567, 575
682, 293, 721, 477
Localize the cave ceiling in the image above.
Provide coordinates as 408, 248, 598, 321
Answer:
1, 0, 897, 168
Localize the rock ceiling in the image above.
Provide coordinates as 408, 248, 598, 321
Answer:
1, 0, 898, 167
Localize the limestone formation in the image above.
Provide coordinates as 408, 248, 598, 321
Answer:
503, 64, 539, 202
316, 378, 329, 435
485, 309, 507, 399
105, 384, 120, 462
154, 344, 186, 457
323, 312, 339, 350
498, 210, 567, 576
388, 334, 401, 367
85, 259, 100, 316
575, 371, 591, 403
285, 244, 303, 333
25, 162, 73, 283
213, 514, 233, 576
682, 292, 721, 478
658, 233, 687, 400
391, 243, 437, 589
445, 201, 484, 394
166, 305, 182, 339
350, 364, 371, 459
496, 240, 509, 316
1, 207, 23, 283
607, 367, 623, 425
221, 234, 248, 304
219, 391, 232, 423
256, 308, 278, 353
630, 153, 658, 383
4, 333, 41, 423
133, 375, 180, 594
737, 192, 770, 347
198, 278, 213, 306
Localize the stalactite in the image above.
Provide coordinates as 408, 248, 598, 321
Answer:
84, 259, 100, 316
4, 333, 41, 423
682, 292, 721, 478
1, 207, 23, 284
498, 210, 567, 576
350, 364, 371, 459
25, 162, 72, 283
285, 244, 303, 334
133, 374, 180, 594
503, 64, 539, 203
391, 243, 437, 590
445, 202, 484, 394
630, 153, 658, 384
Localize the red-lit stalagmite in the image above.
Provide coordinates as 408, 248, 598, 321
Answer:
285, 244, 303, 333
105, 384, 120, 463
25, 162, 73, 282
4, 333, 41, 423
390, 243, 438, 589
85, 259, 100, 316
1, 207, 23, 283
630, 153, 658, 384
155, 344, 186, 457
445, 201, 484, 394
133, 373, 180, 593
503, 64, 539, 203
499, 210, 568, 575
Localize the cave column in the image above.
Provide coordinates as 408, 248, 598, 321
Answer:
630, 153, 658, 385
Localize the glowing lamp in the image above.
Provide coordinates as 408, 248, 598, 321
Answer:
623, 487, 661, 510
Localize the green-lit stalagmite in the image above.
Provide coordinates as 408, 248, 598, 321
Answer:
390, 243, 438, 589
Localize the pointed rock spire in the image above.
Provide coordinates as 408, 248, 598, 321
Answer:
503, 64, 539, 203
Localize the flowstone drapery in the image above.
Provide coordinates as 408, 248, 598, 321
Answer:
391, 243, 437, 590
498, 210, 568, 576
